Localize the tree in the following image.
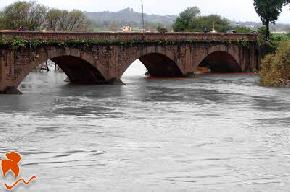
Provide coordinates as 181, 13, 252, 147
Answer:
49, 9, 89, 31
2, 1, 47, 30
0, 12, 5, 29
46, 9, 63, 31
0, 1, 90, 31
194, 15, 231, 32
253, 0, 284, 40
45, 9, 90, 31
67, 10, 89, 31
233, 26, 252, 33
173, 7, 231, 33
173, 7, 200, 32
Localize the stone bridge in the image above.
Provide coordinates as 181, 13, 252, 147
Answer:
0, 31, 260, 93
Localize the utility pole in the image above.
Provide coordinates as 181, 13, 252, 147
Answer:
141, 0, 145, 33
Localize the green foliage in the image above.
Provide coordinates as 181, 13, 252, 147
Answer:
0, 37, 254, 50
260, 41, 290, 86
233, 26, 252, 33
1, 1, 47, 30
193, 15, 231, 32
253, 0, 284, 40
55, 10, 89, 31
257, 26, 269, 44
257, 27, 277, 56
256, 27, 290, 57
0, 1, 90, 32
272, 33, 290, 41
46, 9, 63, 31
173, 7, 200, 32
0, 12, 5, 29
173, 7, 232, 33
11, 38, 29, 49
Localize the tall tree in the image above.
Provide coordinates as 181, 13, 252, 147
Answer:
1, 1, 90, 31
253, 0, 284, 40
173, 7, 200, 32
45, 9, 63, 31
2, 1, 47, 30
51, 9, 89, 31
66, 10, 89, 31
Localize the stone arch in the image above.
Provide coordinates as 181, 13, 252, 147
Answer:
120, 52, 183, 78
198, 51, 242, 73
51, 56, 106, 84
15, 47, 107, 86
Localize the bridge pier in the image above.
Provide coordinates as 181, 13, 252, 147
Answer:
0, 57, 4, 91
0, 86, 22, 94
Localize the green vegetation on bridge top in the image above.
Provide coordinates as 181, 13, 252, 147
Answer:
0, 36, 255, 50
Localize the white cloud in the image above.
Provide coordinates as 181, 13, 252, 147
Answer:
0, 0, 290, 23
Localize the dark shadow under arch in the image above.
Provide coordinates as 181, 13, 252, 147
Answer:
139, 53, 183, 77
199, 51, 242, 73
51, 56, 106, 84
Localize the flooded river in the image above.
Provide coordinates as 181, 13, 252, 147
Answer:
0, 62, 290, 191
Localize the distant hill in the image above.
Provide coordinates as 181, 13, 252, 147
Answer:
85, 7, 176, 30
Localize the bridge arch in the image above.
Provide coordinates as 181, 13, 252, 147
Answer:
198, 51, 242, 73
51, 56, 106, 84
121, 52, 183, 78
15, 48, 107, 86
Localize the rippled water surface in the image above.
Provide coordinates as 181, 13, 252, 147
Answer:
0, 64, 290, 191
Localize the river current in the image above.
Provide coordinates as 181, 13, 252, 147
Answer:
0, 61, 290, 191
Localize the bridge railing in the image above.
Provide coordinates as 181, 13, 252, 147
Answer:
0, 31, 258, 42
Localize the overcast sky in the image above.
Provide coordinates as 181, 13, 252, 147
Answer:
1, 0, 290, 23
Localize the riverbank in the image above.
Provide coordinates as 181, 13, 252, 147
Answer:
260, 41, 290, 87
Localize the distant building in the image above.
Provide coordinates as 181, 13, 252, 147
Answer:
122, 26, 132, 32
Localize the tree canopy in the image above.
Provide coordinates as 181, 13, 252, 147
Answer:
0, 1, 90, 31
173, 7, 231, 32
173, 7, 201, 32
1, 1, 47, 30
253, 0, 284, 40
46, 9, 89, 31
193, 15, 231, 32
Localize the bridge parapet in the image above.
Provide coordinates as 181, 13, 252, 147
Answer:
0, 31, 258, 43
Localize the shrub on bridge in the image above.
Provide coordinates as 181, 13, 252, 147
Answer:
260, 41, 290, 87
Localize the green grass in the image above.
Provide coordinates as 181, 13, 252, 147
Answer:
272, 33, 290, 41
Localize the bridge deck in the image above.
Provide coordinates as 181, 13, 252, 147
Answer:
0, 31, 257, 42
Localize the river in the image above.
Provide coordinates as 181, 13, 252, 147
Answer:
0, 61, 289, 191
